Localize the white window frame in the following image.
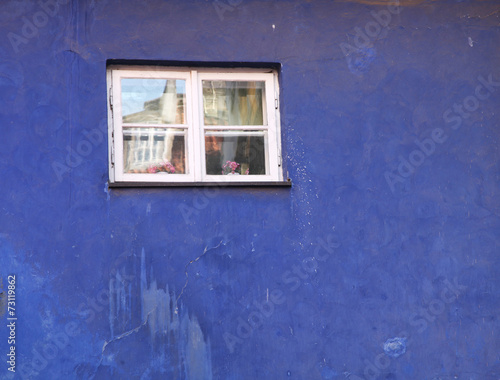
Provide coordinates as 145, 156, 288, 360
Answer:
107, 66, 283, 185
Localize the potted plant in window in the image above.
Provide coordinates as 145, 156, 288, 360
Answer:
147, 161, 176, 174
222, 161, 241, 175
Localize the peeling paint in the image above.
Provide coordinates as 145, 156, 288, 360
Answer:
383, 337, 407, 358
102, 248, 212, 379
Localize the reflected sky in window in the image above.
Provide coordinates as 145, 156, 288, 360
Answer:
121, 78, 186, 115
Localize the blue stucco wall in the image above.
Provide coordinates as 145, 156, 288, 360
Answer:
1, 0, 499, 379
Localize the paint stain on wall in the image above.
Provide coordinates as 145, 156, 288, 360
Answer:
102, 249, 212, 379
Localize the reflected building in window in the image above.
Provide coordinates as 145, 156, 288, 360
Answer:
122, 80, 186, 174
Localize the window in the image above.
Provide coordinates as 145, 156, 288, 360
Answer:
107, 66, 285, 185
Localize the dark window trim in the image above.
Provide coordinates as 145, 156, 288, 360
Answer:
106, 59, 281, 71
108, 180, 292, 188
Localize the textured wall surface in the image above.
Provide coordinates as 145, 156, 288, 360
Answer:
0, 0, 499, 379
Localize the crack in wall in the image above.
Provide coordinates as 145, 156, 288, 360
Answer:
176, 240, 225, 307
102, 307, 156, 355
88, 308, 157, 380
92, 248, 213, 378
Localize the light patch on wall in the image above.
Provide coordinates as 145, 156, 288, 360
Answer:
106, 248, 213, 379
383, 337, 407, 358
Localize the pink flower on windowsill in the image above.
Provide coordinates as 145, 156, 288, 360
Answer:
147, 161, 176, 174
147, 165, 159, 173
222, 161, 241, 175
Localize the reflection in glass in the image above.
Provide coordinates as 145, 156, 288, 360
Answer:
123, 128, 186, 174
121, 79, 186, 124
203, 81, 265, 126
205, 131, 267, 175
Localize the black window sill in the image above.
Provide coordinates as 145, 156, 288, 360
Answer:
108, 180, 292, 188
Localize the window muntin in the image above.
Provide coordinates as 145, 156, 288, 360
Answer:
108, 67, 281, 184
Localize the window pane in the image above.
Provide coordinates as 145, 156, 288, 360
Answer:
205, 131, 267, 175
123, 128, 186, 174
203, 81, 265, 126
121, 79, 186, 124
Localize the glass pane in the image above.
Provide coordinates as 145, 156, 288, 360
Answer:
205, 131, 267, 175
123, 128, 186, 174
203, 81, 265, 126
121, 78, 186, 124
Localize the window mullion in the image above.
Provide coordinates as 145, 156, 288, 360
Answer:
190, 70, 202, 181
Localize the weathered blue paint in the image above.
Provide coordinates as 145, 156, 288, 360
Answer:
1, 0, 499, 379
383, 337, 406, 358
